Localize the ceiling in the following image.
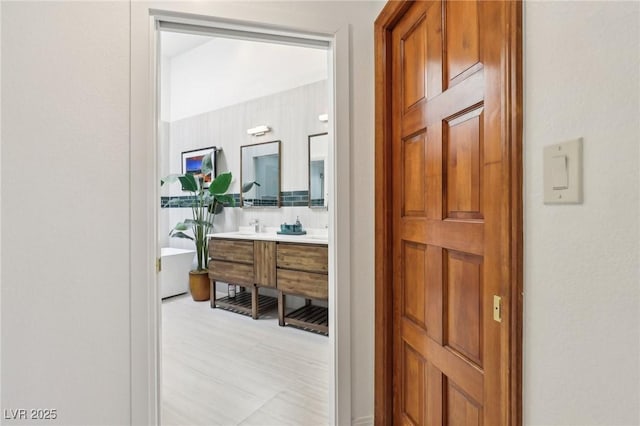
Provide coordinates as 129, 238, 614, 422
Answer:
161, 32, 213, 58
159, 30, 328, 122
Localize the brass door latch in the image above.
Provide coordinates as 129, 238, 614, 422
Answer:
493, 295, 502, 322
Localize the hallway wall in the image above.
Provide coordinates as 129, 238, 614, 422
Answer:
1, 1, 385, 425
1, 2, 131, 424
1, 1, 639, 426
523, 1, 640, 424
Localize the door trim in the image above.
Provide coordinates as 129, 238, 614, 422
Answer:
373, 1, 523, 424
131, 8, 351, 425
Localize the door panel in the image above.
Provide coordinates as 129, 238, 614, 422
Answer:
446, 380, 482, 426
402, 15, 427, 109
402, 133, 427, 216
403, 241, 427, 327
446, 0, 481, 84
389, 1, 509, 424
444, 108, 484, 220
445, 250, 483, 368
403, 344, 426, 425
425, 363, 444, 425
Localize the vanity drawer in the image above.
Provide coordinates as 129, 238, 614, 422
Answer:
209, 239, 254, 264
276, 243, 328, 273
277, 269, 328, 300
209, 260, 254, 285
254, 241, 276, 287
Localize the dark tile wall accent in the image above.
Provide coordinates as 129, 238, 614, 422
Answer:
281, 190, 309, 207
160, 195, 197, 208
161, 190, 312, 208
243, 198, 278, 207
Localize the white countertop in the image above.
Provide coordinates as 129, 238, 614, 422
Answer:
208, 227, 328, 245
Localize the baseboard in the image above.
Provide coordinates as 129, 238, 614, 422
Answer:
352, 415, 373, 426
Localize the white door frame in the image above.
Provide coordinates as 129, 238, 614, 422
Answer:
131, 9, 352, 425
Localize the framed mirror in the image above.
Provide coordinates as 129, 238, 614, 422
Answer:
308, 132, 328, 209
240, 140, 281, 208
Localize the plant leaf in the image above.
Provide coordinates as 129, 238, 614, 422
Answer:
184, 218, 213, 228
173, 222, 189, 231
209, 172, 232, 195
201, 152, 213, 176
169, 231, 194, 241
208, 200, 224, 215
214, 194, 235, 206
161, 174, 182, 186
242, 181, 260, 193
178, 174, 198, 192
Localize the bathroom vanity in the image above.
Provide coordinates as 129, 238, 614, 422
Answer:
208, 238, 276, 317
208, 230, 328, 334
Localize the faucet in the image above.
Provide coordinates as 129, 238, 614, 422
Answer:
249, 218, 260, 233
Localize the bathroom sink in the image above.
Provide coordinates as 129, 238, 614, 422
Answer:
235, 226, 258, 235
308, 235, 328, 241
226, 229, 276, 237
234, 230, 257, 235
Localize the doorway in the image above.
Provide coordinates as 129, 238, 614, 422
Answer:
153, 14, 344, 425
374, 1, 523, 424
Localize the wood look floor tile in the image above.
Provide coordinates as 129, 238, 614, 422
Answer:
161, 294, 329, 426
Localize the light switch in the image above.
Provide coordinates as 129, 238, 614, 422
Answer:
544, 138, 582, 204
551, 155, 568, 189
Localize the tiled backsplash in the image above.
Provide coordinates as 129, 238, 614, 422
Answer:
161, 190, 322, 208
280, 191, 311, 207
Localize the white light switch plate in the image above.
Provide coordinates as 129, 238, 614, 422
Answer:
544, 138, 583, 204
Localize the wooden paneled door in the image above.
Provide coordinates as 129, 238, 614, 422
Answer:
375, 1, 522, 425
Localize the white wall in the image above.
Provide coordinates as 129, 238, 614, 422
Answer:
168, 80, 328, 196
1, 2, 131, 425
163, 80, 330, 254
6, 2, 637, 426
524, 2, 640, 425
168, 37, 327, 121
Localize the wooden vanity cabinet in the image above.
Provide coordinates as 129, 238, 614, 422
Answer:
208, 239, 254, 285
276, 242, 328, 335
276, 243, 328, 274
210, 238, 254, 264
277, 269, 327, 299
208, 239, 277, 319
254, 241, 276, 287
208, 237, 328, 333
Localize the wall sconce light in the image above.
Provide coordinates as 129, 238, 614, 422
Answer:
247, 125, 271, 136
318, 114, 329, 122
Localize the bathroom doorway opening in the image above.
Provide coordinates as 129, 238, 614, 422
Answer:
152, 12, 345, 426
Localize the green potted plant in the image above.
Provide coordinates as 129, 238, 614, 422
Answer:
162, 154, 234, 301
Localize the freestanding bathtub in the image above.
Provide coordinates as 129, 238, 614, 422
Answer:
160, 247, 196, 299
